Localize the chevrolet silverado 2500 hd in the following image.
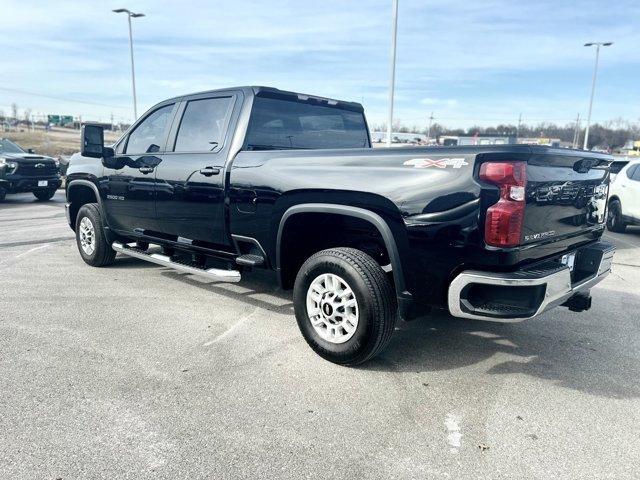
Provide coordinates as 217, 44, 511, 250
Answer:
65, 86, 615, 365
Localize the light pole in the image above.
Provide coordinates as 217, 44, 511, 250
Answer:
583, 42, 612, 150
426, 112, 434, 144
386, 0, 399, 147
113, 8, 145, 121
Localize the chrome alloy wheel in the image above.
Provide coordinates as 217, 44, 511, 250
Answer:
79, 216, 96, 255
306, 273, 359, 344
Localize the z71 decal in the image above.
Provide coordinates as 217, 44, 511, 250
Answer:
403, 157, 469, 169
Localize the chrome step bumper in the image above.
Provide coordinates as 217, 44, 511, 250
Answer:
448, 241, 615, 322
112, 242, 241, 283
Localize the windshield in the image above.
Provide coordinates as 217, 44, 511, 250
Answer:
0, 138, 26, 154
245, 94, 370, 150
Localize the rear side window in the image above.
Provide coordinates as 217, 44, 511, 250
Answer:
609, 161, 628, 174
245, 96, 369, 150
125, 104, 174, 154
626, 164, 639, 180
631, 164, 640, 181
174, 97, 234, 152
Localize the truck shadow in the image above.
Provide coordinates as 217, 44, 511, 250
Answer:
109, 256, 639, 400
161, 269, 296, 316
366, 298, 640, 399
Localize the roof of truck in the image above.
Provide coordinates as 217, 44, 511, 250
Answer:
160, 86, 364, 111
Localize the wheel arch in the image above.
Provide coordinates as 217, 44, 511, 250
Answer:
608, 195, 621, 205
275, 203, 406, 296
66, 180, 103, 230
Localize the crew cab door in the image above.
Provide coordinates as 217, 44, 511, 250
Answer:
154, 93, 237, 246
103, 102, 177, 235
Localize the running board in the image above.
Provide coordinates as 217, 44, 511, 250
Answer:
112, 242, 241, 283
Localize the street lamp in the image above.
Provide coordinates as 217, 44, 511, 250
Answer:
583, 41, 612, 150
113, 8, 145, 121
386, 0, 399, 147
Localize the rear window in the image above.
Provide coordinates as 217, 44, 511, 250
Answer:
245, 95, 369, 150
174, 96, 234, 152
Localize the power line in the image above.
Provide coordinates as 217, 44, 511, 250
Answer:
0, 86, 130, 110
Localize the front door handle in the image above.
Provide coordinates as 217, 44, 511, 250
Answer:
199, 167, 220, 177
139, 166, 155, 174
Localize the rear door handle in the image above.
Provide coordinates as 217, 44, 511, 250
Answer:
139, 166, 155, 174
199, 167, 220, 177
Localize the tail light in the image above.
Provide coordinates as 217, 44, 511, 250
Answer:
479, 161, 527, 247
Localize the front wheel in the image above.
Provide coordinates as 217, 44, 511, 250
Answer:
293, 248, 397, 365
75, 203, 117, 267
606, 200, 626, 233
33, 188, 56, 201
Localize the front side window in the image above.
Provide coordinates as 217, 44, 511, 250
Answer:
174, 97, 233, 152
631, 164, 640, 181
626, 164, 638, 180
125, 104, 174, 154
0, 138, 25, 154
245, 95, 369, 150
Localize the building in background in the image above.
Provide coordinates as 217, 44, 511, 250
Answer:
517, 137, 565, 147
620, 140, 640, 156
371, 131, 431, 146
438, 135, 517, 146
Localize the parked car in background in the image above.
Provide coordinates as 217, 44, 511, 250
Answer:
0, 138, 62, 202
607, 159, 640, 232
57, 155, 72, 177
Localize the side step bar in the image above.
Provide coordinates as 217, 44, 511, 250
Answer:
112, 242, 241, 283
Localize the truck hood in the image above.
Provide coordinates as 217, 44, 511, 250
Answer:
0, 152, 56, 163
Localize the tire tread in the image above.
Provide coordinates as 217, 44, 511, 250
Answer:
76, 203, 116, 267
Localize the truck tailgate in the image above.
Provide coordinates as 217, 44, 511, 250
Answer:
523, 151, 610, 245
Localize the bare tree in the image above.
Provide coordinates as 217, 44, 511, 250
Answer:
11, 103, 18, 121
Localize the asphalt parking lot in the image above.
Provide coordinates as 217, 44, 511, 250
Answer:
1, 191, 639, 479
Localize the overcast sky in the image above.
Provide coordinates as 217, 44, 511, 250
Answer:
1, 0, 638, 129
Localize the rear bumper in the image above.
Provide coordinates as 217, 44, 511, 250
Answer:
448, 241, 615, 322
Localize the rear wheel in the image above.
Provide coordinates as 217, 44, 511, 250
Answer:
75, 203, 117, 267
607, 200, 626, 233
293, 247, 397, 365
33, 188, 56, 201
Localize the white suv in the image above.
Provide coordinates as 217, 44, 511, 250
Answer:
607, 159, 640, 233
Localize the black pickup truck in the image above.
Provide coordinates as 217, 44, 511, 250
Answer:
0, 138, 61, 201
65, 86, 615, 365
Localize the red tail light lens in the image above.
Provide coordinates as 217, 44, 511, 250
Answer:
479, 161, 527, 247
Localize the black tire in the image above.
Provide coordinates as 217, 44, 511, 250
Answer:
606, 200, 626, 233
293, 247, 397, 365
75, 203, 117, 267
0, 187, 6, 202
33, 188, 56, 201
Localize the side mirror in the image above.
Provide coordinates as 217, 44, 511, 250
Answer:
101, 149, 124, 169
27, 148, 35, 154
81, 124, 105, 158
